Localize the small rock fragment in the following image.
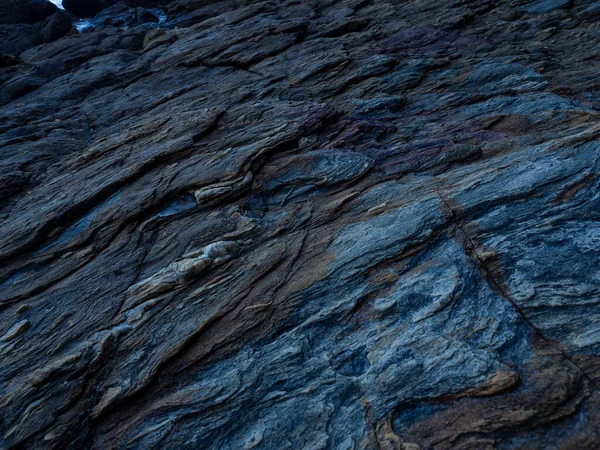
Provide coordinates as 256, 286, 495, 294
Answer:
1, 320, 30, 342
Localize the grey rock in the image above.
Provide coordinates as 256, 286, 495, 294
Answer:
1, 0, 600, 449
39, 11, 73, 43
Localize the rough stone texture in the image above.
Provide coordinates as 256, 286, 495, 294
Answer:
1, 0, 600, 449
0, 7, 72, 57
0, 0, 70, 58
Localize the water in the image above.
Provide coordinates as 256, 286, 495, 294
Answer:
76, 19, 94, 32
49, 0, 94, 32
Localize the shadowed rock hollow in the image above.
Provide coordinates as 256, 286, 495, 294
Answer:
1, 0, 600, 448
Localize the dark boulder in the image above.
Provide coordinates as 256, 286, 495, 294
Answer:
62, 0, 121, 18
39, 11, 73, 43
90, 2, 160, 28
137, 8, 159, 24
0, 0, 59, 25
0, 11, 71, 57
91, 2, 136, 27
63, 0, 169, 18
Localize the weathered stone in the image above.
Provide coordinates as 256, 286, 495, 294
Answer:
2, 0, 600, 449
39, 11, 73, 43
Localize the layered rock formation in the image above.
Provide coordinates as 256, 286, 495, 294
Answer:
1, 0, 600, 448
0, 0, 71, 57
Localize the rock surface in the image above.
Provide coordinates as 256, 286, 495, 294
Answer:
1, 0, 600, 449
0, 0, 59, 25
0, 0, 71, 57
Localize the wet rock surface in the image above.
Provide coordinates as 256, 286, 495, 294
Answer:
1, 0, 600, 448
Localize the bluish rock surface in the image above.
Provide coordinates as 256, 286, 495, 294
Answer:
1, 0, 600, 449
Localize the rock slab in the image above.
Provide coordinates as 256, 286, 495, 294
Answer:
1, 0, 600, 449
